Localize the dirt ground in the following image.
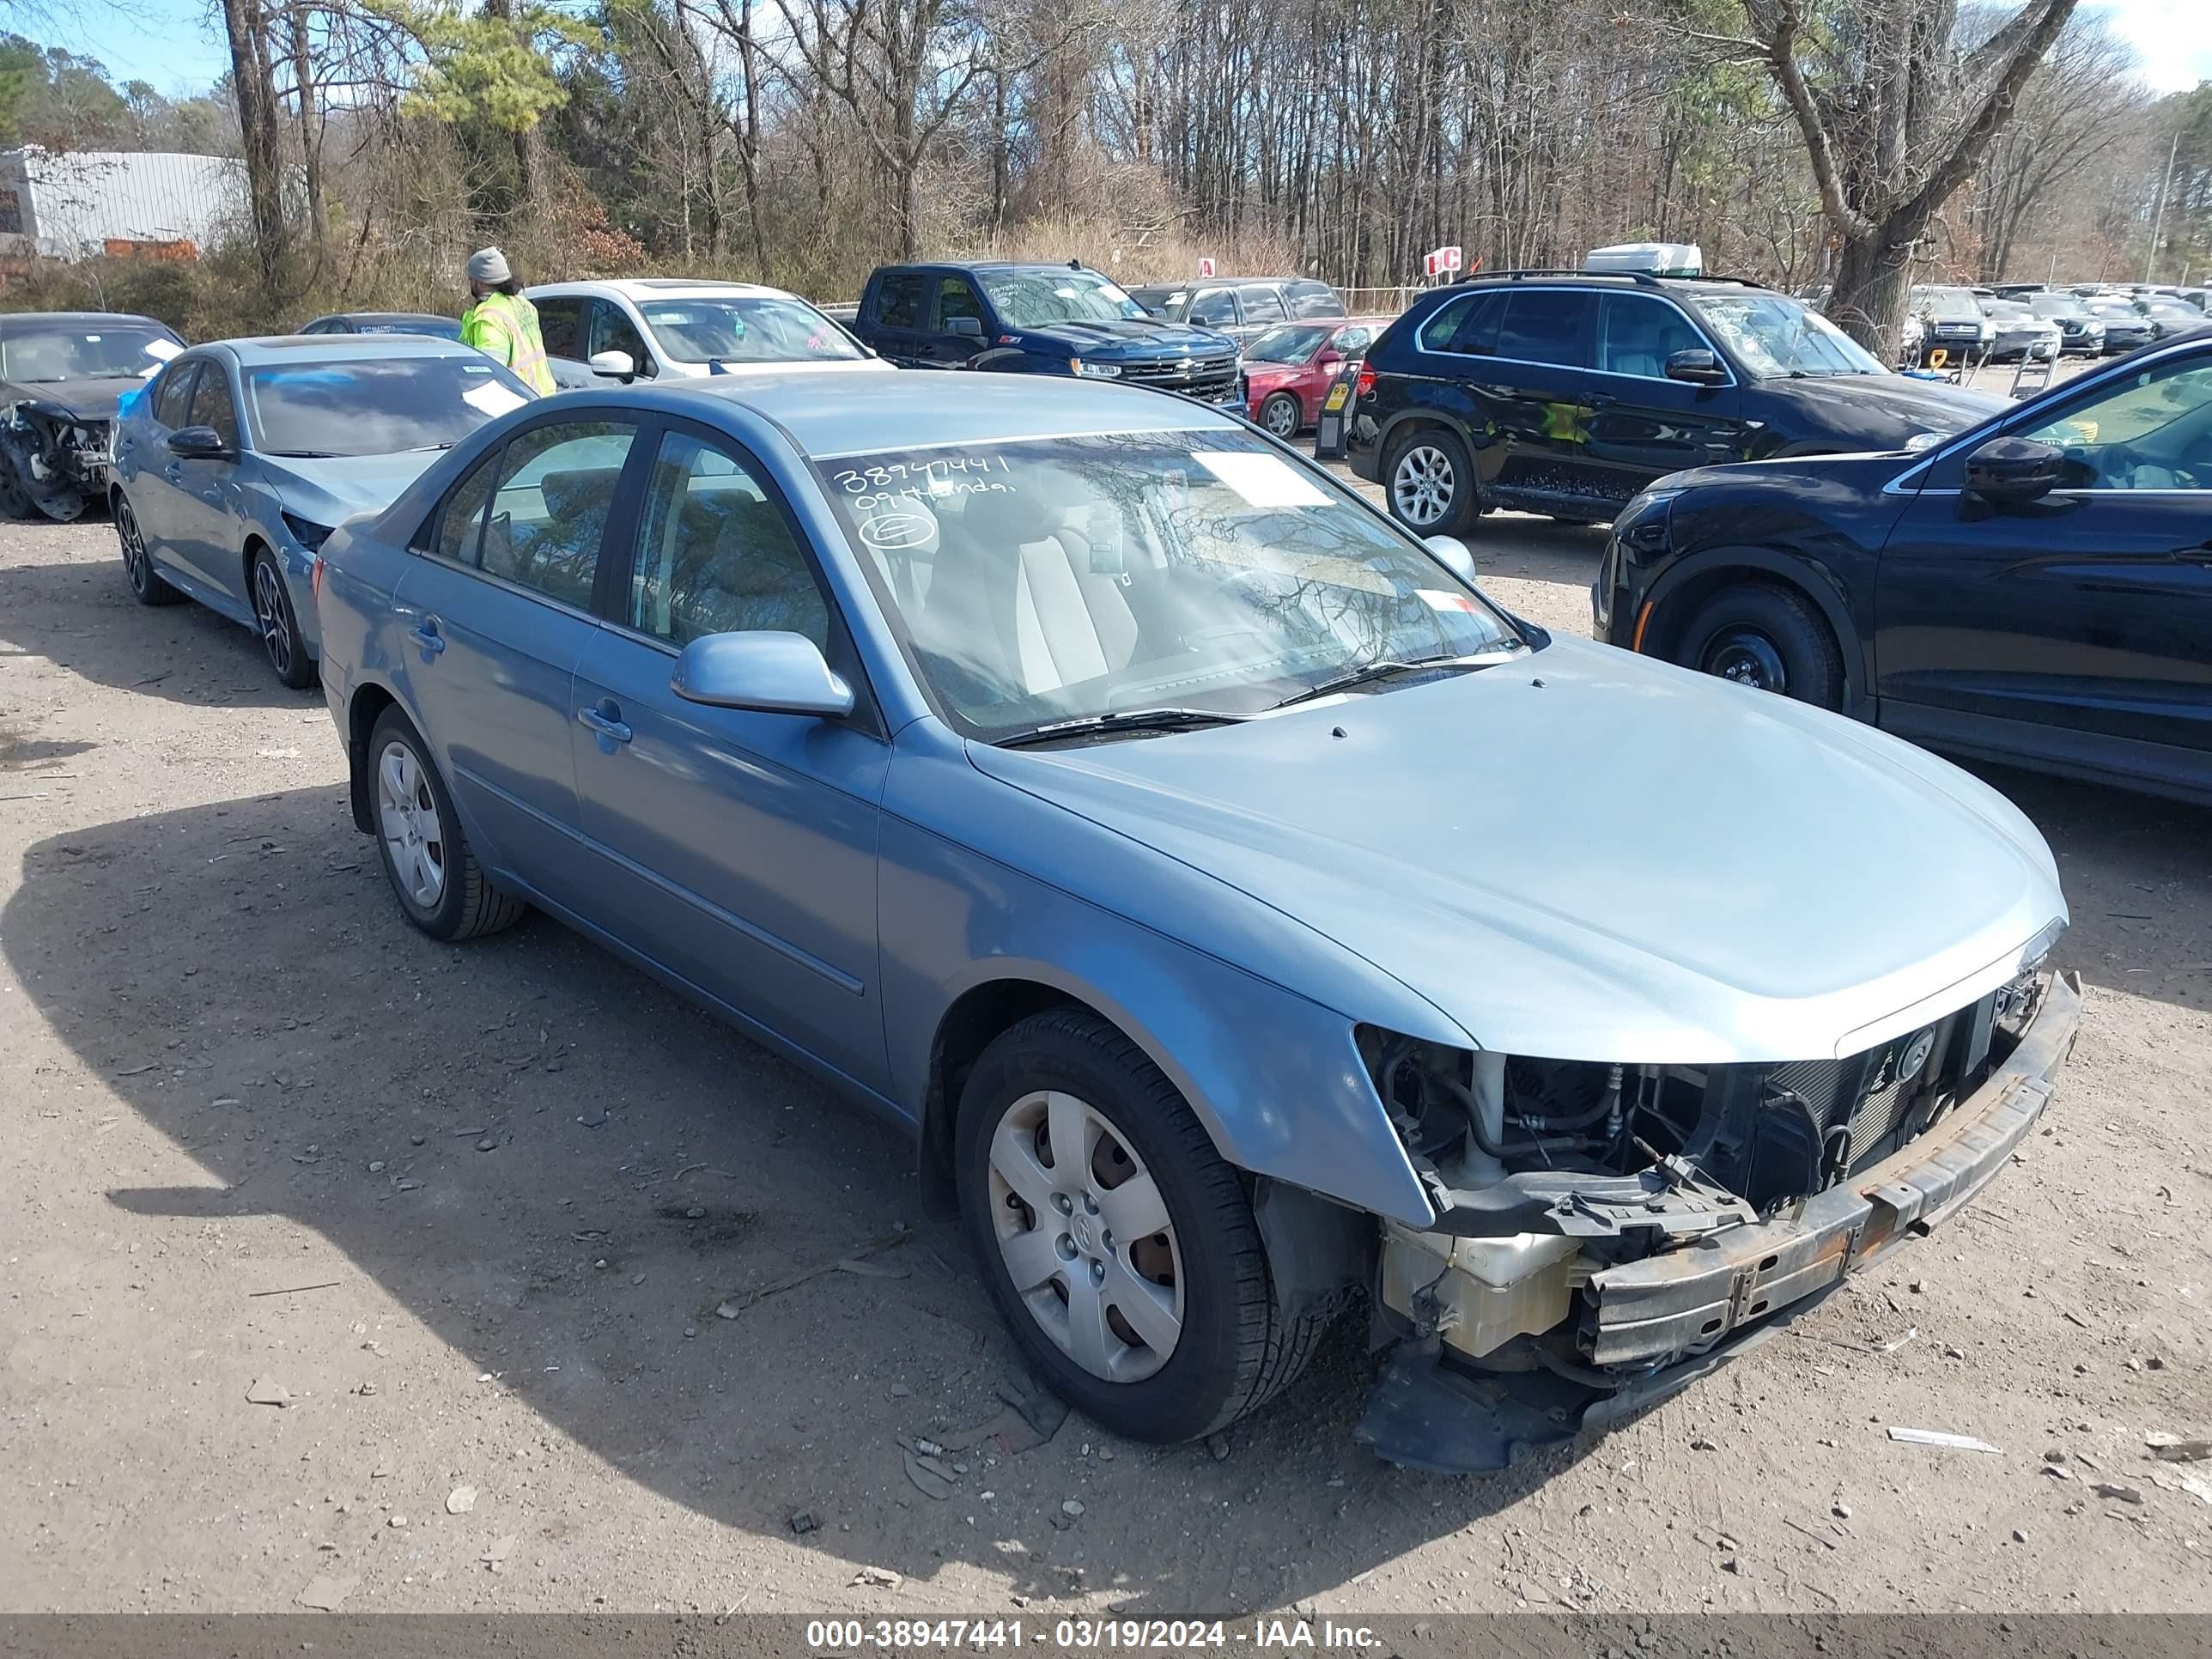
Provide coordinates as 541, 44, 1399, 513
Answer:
3, 499, 2209, 1620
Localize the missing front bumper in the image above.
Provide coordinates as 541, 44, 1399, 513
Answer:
1357, 971, 2081, 1473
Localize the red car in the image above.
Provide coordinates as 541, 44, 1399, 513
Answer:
1243, 316, 1391, 440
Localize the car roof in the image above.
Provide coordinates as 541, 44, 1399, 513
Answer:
0, 310, 171, 332
320, 310, 452, 323
214, 334, 484, 365
603, 371, 1240, 459
529, 278, 800, 302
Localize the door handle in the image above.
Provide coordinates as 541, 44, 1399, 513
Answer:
161, 465, 182, 482
407, 621, 446, 658
577, 702, 632, 744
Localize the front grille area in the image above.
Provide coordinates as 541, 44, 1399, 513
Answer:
1765, 1019, 1959, 1176
1117, 353, 1241, 400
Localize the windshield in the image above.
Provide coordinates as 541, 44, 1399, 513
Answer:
1688, 294, 1886, 378
1128, 287, 1183, 319
639, 295, 863, 364
1245, 324, 1334, 364
978, 269, 1146, 329
1, 323, 181, 382
2029, 295, 2087, 319
2089, 301, 2139, 319
1914, 288, 1983, 322
814, 429, 1522, 742
242, 356, 534, 457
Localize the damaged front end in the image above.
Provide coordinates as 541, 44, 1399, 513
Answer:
0, 398, 115, 521
1352, 956, 2081, 1473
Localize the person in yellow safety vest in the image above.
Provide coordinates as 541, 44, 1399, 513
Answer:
459, 246, 556, 395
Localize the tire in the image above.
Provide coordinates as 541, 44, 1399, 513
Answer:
1680, 581, 1844, 710
0, 453, 35, 520
1382, 425, 1479, 536
248, 544, 318, 689
956, 1008, 1329, 1443
367, 707, 526, 942
1259, 392, 1303, 441
115, 492, 183, 607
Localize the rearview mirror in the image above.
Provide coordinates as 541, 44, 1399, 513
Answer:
166, 424, 231, 460
1664, 348, 1727, 386
945, 316, 985, 339
1963, 435, 2064, 506
672, 631, 854, 720
1423, 534, 1477, 585
588, 349, 635, 379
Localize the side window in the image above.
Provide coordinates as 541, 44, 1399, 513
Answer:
185, 365, 240, 448
151, 361, 198, 428
1334, 325, 1374, 356
430, 447, 502, 563
480, 421, 638, 607
876, 273, 927, 330
536, 296, 585, 362
1239, 286, 1287, 325
1417, 292, 1503, 356
1286, 282, 1343, 319
934, 276, 985, 328
629, 430, 828, 649
588, 301, 653, 376
2021, 359, 2212, 490
1188, 289, 1237, 325
1496, 291, 1594, 368
1598, 295, 1708, 380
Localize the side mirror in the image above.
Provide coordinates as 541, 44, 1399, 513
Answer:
1315, 347, 1344, 368
945, 316, 985, 339
1963, 434, 2064, 506
166, 424, 230, 460
588, 349, 635, 379
672, 631, 854, 720
1423, 534, 1477, 586
1664, 348, 1727, 386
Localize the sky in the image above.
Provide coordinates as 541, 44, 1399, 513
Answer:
46, 0, 2212, 102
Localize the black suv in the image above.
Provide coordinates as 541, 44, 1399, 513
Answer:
1334, 271, 2001, 535
1595, 325, 2212, 805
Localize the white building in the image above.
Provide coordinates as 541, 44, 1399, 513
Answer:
0, 148, 252, 260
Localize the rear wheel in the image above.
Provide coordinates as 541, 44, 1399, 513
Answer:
1259, 392, 1302, 441
956, 1008, 1329, 1442
1383, 427, 1479, 536
368, 707, 526, 942
1681, 582, 1844, 709
115, 493, 183, 606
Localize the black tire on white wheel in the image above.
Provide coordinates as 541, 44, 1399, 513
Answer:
367, 707, 526, 942
956, 1008, 1332, 1443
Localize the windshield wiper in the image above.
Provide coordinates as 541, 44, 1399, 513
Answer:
264, 448, 341, 459
1271, 651, 1514, 710
995, 708, 1252, 749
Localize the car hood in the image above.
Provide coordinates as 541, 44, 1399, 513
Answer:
968, 635, 2064, 1065
0, 376, 146, 419
1007, 320, 1237, 360
258, 451, 447, 526
1762, 372, 2002, 441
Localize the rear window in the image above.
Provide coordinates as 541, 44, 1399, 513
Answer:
242, 356, 536, 458
1416, 292, 1504, 355
1285, 282, 1345, 319
873, 272, 928, 330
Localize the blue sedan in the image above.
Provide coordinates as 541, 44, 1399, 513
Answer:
311, 373, 2074, 1466
109, 336, 536, 686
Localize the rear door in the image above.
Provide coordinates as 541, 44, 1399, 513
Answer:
1583, 292, 1750, 505
535, 295, 592, 389
1481, 289, 1606, 509
864, 270, 934, 367
1876, 351, 2212, 794
390, 414, 644, 893
568, 417, 891, 1087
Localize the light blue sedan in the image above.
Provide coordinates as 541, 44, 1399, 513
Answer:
109, 336, 536, 686
311, 373, 2076, 1468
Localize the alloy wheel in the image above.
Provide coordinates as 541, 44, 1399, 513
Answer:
1262, 396, 1299, 439
1700, 627, 1789, 693
986, 1090, 1183, 1384
376, 738, 446, 909
117, 499, 150, 592
1391, 444, 1455, 528
253, 559, 294, 679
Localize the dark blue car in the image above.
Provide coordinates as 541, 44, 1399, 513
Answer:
848, 261, 1243, 408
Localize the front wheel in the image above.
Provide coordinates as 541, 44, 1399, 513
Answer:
1681, 582, 1844, 709
368, 708, 526, 942
956, 1009, 1328, 1442
250, 545, 317, 689
1383, 427, 1479, 536
1259, 392, 1302, 441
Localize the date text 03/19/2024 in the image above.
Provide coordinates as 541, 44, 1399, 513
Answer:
804, 1620, 1381, 1652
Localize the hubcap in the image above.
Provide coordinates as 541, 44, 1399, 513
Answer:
253, 560, 292, 676
1264, 397, 1298, 438
1701, 628, 1788, 694
375, 739, 446, 908
1391, 444, 1455, 527
117, 501, 148, 588
987, 1091, 1183, 1383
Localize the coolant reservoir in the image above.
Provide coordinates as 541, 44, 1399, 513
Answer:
1379, 1226, 1583, 1360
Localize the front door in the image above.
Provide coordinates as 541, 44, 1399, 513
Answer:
162, 356, 248, 596
124, 357, 202, 578
391, 416, 643, 892
1876, 351, 2212, 793
568, 420, 891, 1090
1584, 293, 1751, 506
